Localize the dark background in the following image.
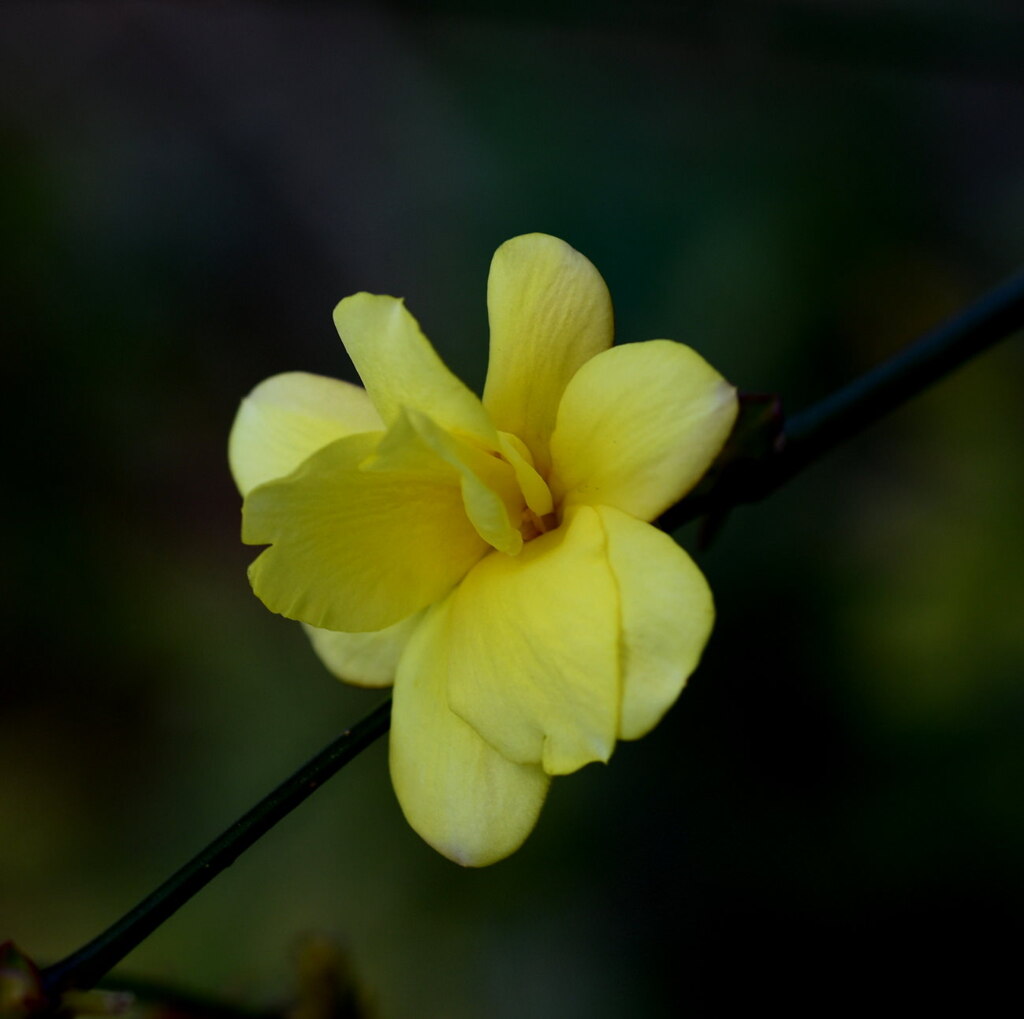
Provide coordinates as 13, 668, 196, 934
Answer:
3, 2, 1023, 1015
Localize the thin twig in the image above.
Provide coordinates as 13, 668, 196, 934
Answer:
658, 266, 1024, 531
39, 699, 392, 1004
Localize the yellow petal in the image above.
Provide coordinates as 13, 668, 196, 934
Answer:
228, 372, 382, 497
390, 600, 550, 866
550, 340, 738, 521
369, 408, 523, 555
596, 506, 714, 740
483, 234, 613, 475
498, 432, 553, 517
446, 506, 620, 776
243, 432, 486, 631
303, 610, 425, 688
333, 293, 495, 446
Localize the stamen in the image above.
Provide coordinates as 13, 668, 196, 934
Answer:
520, 508, 558, 542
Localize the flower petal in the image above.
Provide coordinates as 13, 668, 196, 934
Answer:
228, 372, 382, 497
390, 600, 550, 867
243, 432, 487, 631
550, 340, 738, 521
483, 234, 613, 474
333, 293, 495, 445
303, 610, 424, 688
596, 506, 714, 740
498, 432, 553, 517
369, 408, 523, 555
446, 506, 620, 776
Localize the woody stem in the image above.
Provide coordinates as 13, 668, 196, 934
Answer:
660, 266, 1024, 529
38, 698, 392, 1004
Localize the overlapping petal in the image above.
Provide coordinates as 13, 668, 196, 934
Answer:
243, 432, 487, 632
229, 371, 382, 496
390, 601, 550, 867
549, 339, 738, 521
333, 293, 496, 446
596, 506, 714, 740
446, 506, 620, 776
483, 234, 613, 474
303, 611, 424, 688
497, 432, 553, 517
368, 408, 524, 555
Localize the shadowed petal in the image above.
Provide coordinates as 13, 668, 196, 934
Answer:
446, 506, 620, 776
550, 339, 738, 521
303, 610, 425, 688
391, 600, 550, 867
596, 506, 714, 740
483, 234, 613, 474
229, 372, 382, 496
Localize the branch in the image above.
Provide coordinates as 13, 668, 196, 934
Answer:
658, 266, 1024, 532
38, 699, 392, 1004
37, 264, 1024, 1002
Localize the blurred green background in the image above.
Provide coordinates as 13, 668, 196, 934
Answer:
2, 2, 1023, 1015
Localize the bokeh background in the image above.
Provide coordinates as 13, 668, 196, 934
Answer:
3, 2, 1023, 1015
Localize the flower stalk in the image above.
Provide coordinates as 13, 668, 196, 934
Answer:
36, 263, 1023, 1003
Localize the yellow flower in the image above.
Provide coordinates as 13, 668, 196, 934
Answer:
229, 234, 738, 866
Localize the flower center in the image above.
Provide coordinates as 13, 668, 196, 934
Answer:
520, 507, 558, 542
